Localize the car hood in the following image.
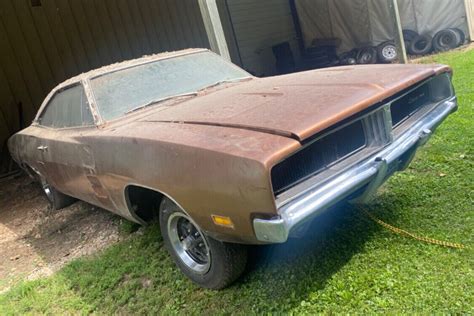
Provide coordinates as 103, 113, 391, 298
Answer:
139, 64, 450, 142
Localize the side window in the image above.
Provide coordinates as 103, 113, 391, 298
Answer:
39, 84, 94, 128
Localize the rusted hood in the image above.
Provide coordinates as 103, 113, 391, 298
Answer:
141, 64, 450, 142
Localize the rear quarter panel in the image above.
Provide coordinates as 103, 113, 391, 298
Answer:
8, 127, 42, 173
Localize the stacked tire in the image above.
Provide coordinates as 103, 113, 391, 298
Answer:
339, 41, 398, 65
433, 28, 465, 52
403, 28, 465, 56
407, 34, 433, 55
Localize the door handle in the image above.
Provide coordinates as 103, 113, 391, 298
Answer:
37, 145, 48, 152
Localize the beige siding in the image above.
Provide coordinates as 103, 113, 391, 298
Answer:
465, 0, 474, 40
0, 0, 209, 172
226, 0, 299, 76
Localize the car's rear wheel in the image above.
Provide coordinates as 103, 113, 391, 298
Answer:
159, 197, 247, 289
39, 177, 76, 210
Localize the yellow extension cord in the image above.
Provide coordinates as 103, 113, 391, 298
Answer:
360, 208, 467, 250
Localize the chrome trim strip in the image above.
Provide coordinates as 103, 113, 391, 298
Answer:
254, 98, 457, 243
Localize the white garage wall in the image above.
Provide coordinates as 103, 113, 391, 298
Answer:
226, 0, 299, 76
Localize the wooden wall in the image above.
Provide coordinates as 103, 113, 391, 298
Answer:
0, 0, 210, 173
465, 0, 474, 41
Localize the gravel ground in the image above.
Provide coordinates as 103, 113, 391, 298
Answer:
0, 173, 122, 292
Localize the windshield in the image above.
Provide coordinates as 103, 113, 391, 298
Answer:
90, 51, 250, 121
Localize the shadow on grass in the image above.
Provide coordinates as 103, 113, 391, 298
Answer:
243, 199, 403, 304
54, 197, 403, 314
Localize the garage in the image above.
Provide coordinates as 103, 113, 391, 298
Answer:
221, 0, 474, 76
221, 0, 302, 76
0, 0, 211, 174
223, 0, 405, 76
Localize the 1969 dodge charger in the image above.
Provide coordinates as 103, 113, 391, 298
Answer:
8, 49, 457, 289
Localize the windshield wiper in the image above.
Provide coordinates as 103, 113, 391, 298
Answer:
197, 77, 253, 92
125, 92, 199, 115
124, 77, 252, 115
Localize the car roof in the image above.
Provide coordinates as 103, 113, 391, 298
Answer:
55, 48, 208, 90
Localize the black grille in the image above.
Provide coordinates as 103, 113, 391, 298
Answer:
391, 83, 431, 127
271, 120, 366, 195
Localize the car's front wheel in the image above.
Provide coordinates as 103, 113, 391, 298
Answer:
159, 197, 247, 289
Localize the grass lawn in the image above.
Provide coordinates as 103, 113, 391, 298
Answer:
1, 49, 473, 315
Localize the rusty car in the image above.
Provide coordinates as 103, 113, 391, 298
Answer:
8, 48, 457, 289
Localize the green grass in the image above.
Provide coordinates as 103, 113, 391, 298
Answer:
1, 49, 473, 315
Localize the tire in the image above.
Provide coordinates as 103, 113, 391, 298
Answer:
403, 29, 419, 42
409, 35, 433, 55
404, 40, 411, 52
356, 47, 377, 64
433, 29, 461, 52
39, 177, 76, 210
338, 49, 357, 65
159, 197, 247, 289
451, 28, 466, 45
377, 41, 398, 63
341, 57, 356, 65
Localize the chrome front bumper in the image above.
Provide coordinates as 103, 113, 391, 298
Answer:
253, 98, 457, 243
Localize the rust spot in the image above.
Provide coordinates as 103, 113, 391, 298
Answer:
86, 175, 109, 202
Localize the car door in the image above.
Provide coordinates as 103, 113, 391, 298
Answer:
36, 83, 100, 203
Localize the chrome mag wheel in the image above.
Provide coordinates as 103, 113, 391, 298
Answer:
167, 212, 211, 274
40, 178, 53, 202
382, 45, 397, 60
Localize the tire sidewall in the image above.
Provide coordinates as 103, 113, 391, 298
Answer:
434, 29, 460, 52
159, 198, 240, 289
409, 35, 433, 55
452, 28, 466, 44
356, 47, 377, 64
38, 177, 75, 210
